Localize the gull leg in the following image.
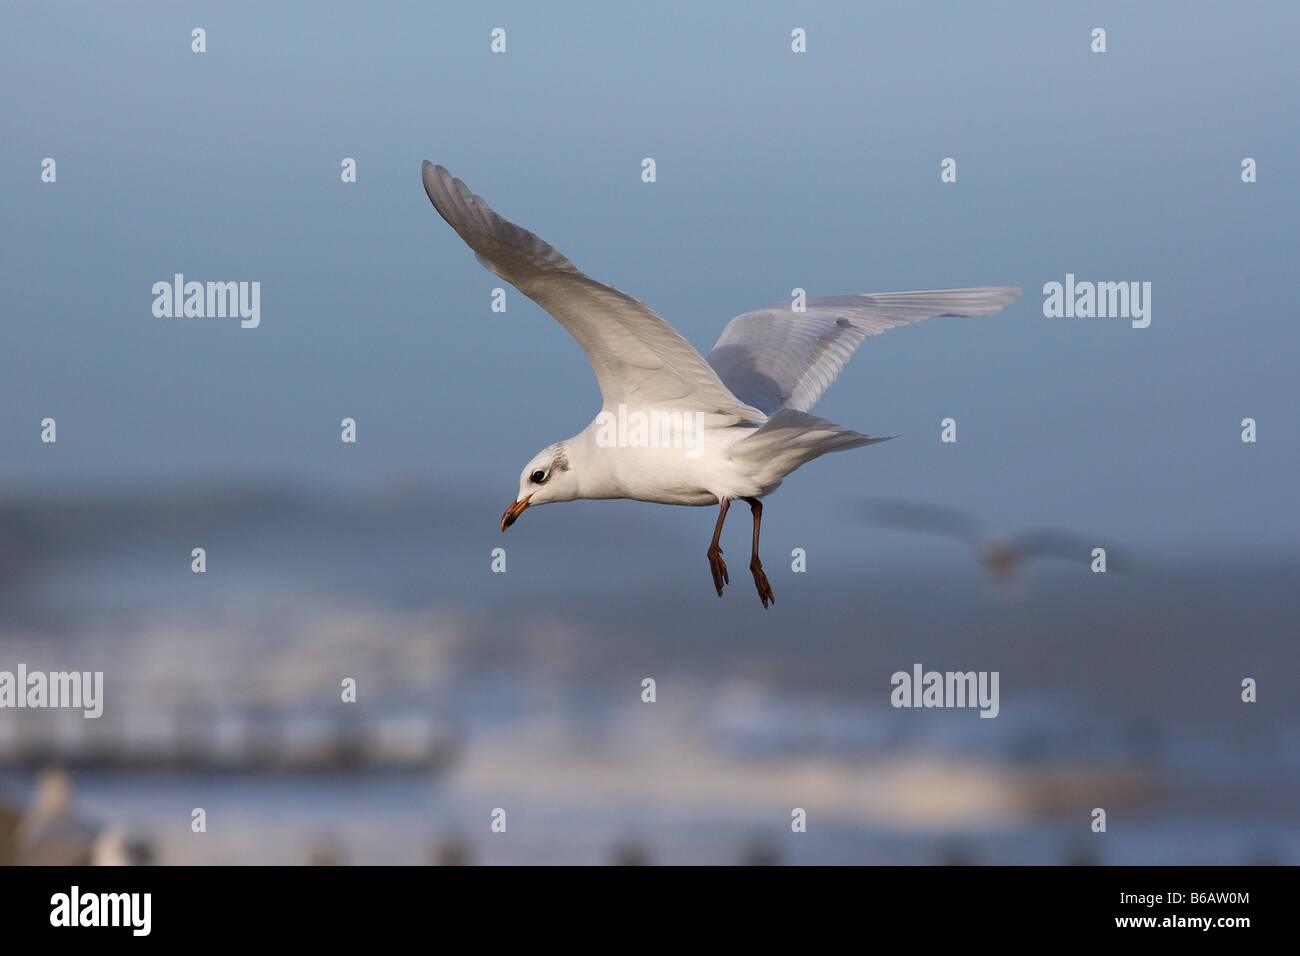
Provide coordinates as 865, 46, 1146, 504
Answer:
743, 496, 775, 608
706, 498, 731, 597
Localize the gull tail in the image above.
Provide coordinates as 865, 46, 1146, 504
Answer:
730, 409, 894, 487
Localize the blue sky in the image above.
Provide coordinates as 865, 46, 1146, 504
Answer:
2, 0, 1297, 565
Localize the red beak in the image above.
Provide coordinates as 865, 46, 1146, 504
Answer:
501, 494, 532, 531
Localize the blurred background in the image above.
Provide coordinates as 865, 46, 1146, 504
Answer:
1, 1, 1297, 864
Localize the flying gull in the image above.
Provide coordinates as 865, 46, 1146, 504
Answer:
422, 162, 1019, 606
862, 499, 1124, 579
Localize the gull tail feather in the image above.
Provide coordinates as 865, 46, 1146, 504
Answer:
730, 409, 895, 487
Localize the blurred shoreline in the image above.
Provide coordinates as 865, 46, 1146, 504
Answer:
1, 485, 1297, 864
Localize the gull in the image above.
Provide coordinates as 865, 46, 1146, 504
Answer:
421, 162, 1019, 606
862, 499, 1124, 579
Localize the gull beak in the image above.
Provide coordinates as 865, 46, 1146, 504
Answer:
501, 494, 532, 531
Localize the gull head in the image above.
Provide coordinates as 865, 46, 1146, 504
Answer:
501, 441, 577, 531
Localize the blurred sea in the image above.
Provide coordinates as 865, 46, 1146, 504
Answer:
1, 485, 1296, 864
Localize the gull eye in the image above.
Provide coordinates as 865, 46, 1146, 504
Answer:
530, 470, 546, 484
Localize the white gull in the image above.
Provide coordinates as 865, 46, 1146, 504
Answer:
422, 162, 1019, 607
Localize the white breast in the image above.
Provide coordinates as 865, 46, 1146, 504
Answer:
573, 418, 775, 506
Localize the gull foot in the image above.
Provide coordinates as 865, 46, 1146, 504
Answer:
707, 546, 729, 597
750, 559, 775, 608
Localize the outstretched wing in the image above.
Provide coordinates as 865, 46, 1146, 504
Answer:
861, 498, 987, 545
421, 163, 765, 422
1012, 529, 1131, 571
706, 288, 1020, 415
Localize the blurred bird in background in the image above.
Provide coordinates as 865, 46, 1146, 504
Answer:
862, 499, 1127, 580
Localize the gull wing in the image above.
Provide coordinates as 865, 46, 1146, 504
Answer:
421, 162, 765, 422
706, 288, 1020, 415
1012, 529, 1132, 571
861, 499, 987, 545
